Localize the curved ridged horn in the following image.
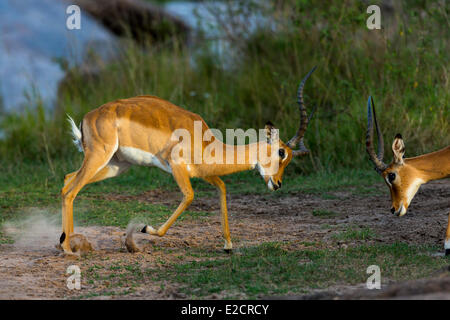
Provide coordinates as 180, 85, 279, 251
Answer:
366, 96, 387, 173
287, 66, 317, 156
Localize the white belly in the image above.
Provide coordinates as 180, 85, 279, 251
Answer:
117, 146, 172, 173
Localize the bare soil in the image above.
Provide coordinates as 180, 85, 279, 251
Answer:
0, 179, 448, 299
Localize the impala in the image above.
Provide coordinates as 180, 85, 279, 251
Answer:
365, 96, 450, 254
60, 67, 317, 254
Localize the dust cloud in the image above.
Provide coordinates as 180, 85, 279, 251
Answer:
2, 209, 61, 250
125, 220, 147, 253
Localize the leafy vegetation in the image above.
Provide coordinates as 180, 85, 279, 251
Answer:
0, 1, 448, 173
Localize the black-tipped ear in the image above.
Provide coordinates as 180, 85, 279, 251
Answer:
264, 122, 278, 144
392, 134, 405, 164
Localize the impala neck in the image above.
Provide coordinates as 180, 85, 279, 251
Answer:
206, 140, 265, 176
406, 146, 450, 182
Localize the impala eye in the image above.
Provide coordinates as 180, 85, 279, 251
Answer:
278, 149, 285, 159
388, 173, 396, 183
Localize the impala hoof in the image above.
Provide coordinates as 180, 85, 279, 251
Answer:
62, 249, 77, 258
59, 233, 94, 255
224, 240, 232, 253
125, 231, 142, 253
60, 232, 66, 244
70, 234, 94, 254
224, 249, 232, 254
445, 249, 450, 256
141, 225, 160, 236
125, 237, 141, 253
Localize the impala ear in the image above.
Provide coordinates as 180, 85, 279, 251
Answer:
392, 133, 405, 164
264, 121, 279, 144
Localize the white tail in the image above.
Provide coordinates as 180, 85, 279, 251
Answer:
67, 115, 83, 152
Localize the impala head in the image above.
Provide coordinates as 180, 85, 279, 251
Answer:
366, 97, 423, 216
258, 66, 317, 191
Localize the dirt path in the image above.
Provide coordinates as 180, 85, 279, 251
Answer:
0, 179, 448, 299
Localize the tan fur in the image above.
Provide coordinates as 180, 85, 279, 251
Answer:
446, 210, 450, 249
366, 96, 450, 251
382, 145, 450, 213
381, 139, 450, 250
61, 95, 305, 254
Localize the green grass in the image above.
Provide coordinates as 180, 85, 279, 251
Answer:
312, 209, 339, 218
147, 242, 449, 298
63, 239, 450, 299
0, 158, 382, 212
0, 158, 382, 244
72, 242, 450, 299
333, 226, 377, 241
0, 158, 381, 211
0, 160, 445, 300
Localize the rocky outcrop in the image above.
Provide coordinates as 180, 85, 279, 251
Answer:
72, 0, 191, 43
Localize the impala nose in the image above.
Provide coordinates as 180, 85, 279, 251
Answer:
268, 179, 282, 191
391, 207, 395, 214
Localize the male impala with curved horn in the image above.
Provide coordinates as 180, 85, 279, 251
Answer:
60, 67, 318, 254
365, 96, 450, 254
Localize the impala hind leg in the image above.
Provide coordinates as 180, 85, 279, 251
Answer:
64, 171, 77, 187
141, 164, 193, 238
204, 176, 232, 252
83, 157, 130, 185
61, 149, 118, 254
445, 210, 450, 256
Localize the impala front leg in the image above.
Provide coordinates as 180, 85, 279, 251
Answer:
204, 176, 232, 252
142, 164, 194, 238
60, 146, 117, 254
141, 193, 193, 237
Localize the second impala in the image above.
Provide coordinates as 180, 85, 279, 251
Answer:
60, 67, 318, 254
365, 96, 450, 255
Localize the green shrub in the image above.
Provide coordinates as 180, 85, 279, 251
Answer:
1, 0, 448, 174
